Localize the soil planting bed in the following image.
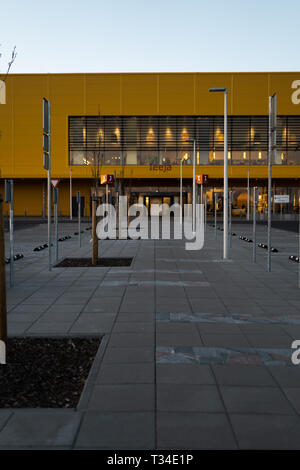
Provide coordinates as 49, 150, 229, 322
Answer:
55, 257, 133, 267
0, 337, 101, 408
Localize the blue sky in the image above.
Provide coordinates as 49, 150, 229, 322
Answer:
1, 0, 299, 73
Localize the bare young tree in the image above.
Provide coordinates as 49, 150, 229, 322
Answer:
89, 111, 105, 264
0, 46, 17, 82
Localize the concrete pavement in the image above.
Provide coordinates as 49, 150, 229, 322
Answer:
1, 219, 300, 449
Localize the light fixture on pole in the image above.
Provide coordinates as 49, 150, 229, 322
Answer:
180, 153, 189, 225
185, 138, 196, 232
209, 87, 228, 260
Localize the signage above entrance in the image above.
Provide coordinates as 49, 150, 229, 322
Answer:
196, 174, 208, 184
101, 174, 115, 185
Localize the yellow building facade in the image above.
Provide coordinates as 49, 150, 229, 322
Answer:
0, 72, 300, 215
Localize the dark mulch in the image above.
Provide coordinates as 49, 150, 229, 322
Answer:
0, 337, 101, 408
55, 257, 133, 267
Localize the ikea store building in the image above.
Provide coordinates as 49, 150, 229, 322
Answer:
0, 72, 300, 216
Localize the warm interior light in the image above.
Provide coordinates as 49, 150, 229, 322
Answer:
215, 128, 223, 143
228, 151, 231, 160
97, 128, 104, 143
281, 152, 284, 161
243, 152, 247, 160
115, 127, 120, 142
213, 151, 216, 160
147, 127, 155, 143
166, 127, 172, 140
258, 151, 262, 160
182, 128, 189, 141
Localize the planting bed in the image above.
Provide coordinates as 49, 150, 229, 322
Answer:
55, 257, 133, 267
0, 337, 101, 408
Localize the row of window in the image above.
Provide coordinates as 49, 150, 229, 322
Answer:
69, 115, 300, 165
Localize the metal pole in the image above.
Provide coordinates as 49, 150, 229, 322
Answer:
54, 188, 58, 263
224, 90, 229, 259
214, 193, 217, 239
247, 169, 250, 221
180, 159, 183, 225
48, 103, 51, 272
106, 184, 109, 205
268, 95, 276, 273
42, 180, 46, 218
70, 168, 73, 220
267, 96, 272, 272
229, 190, 232, 248
9, 180, 14, 287
78, 191, 81, 248
298, 204, 300, 289
192, 139, 196, 232
253, 187, 257, 263
204, 192, 207, 232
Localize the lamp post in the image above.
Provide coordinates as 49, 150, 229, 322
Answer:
180, 153, 189, 225
209, 87, 228, 260
185, 138, 196, 232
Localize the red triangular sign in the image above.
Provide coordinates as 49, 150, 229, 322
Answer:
51, 179, 60, 188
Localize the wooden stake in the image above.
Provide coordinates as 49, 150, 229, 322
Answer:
0, 195, 7, 344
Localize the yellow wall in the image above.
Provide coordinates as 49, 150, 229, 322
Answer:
1, 72, 300, 181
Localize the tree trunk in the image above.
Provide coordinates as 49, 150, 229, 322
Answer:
0, 195, 7, 343
92, 198, 98, 265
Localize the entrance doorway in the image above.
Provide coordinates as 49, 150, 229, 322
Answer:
72, 196, 85, 217
143, 194, 186, 216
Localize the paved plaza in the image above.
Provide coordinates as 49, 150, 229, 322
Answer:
1, 218, 300, 449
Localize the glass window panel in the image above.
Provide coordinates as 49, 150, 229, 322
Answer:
250, 150, 267, 164
209, 150, 223, 164
138, 150, 159, 165
231, 150, 249, 165
70, 150, 86, 165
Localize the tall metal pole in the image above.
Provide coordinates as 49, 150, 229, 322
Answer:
253, 187, 257, 263
192, 139, 196, 232
53, 188, 59, 264
214, 193, 217, 239
78, 191, 81, 248
204, 192, 207, 232
229, 190, 232, 248
267, 96, 272, 272
47, 102, 51, 272
42, 180, 46, 218
247, 169, 250, 221
267, 94, 276, 273
224, 90, 229, 259
180, 159, 183, 225
70, 168, 73, 220
298, 204, 300, 289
